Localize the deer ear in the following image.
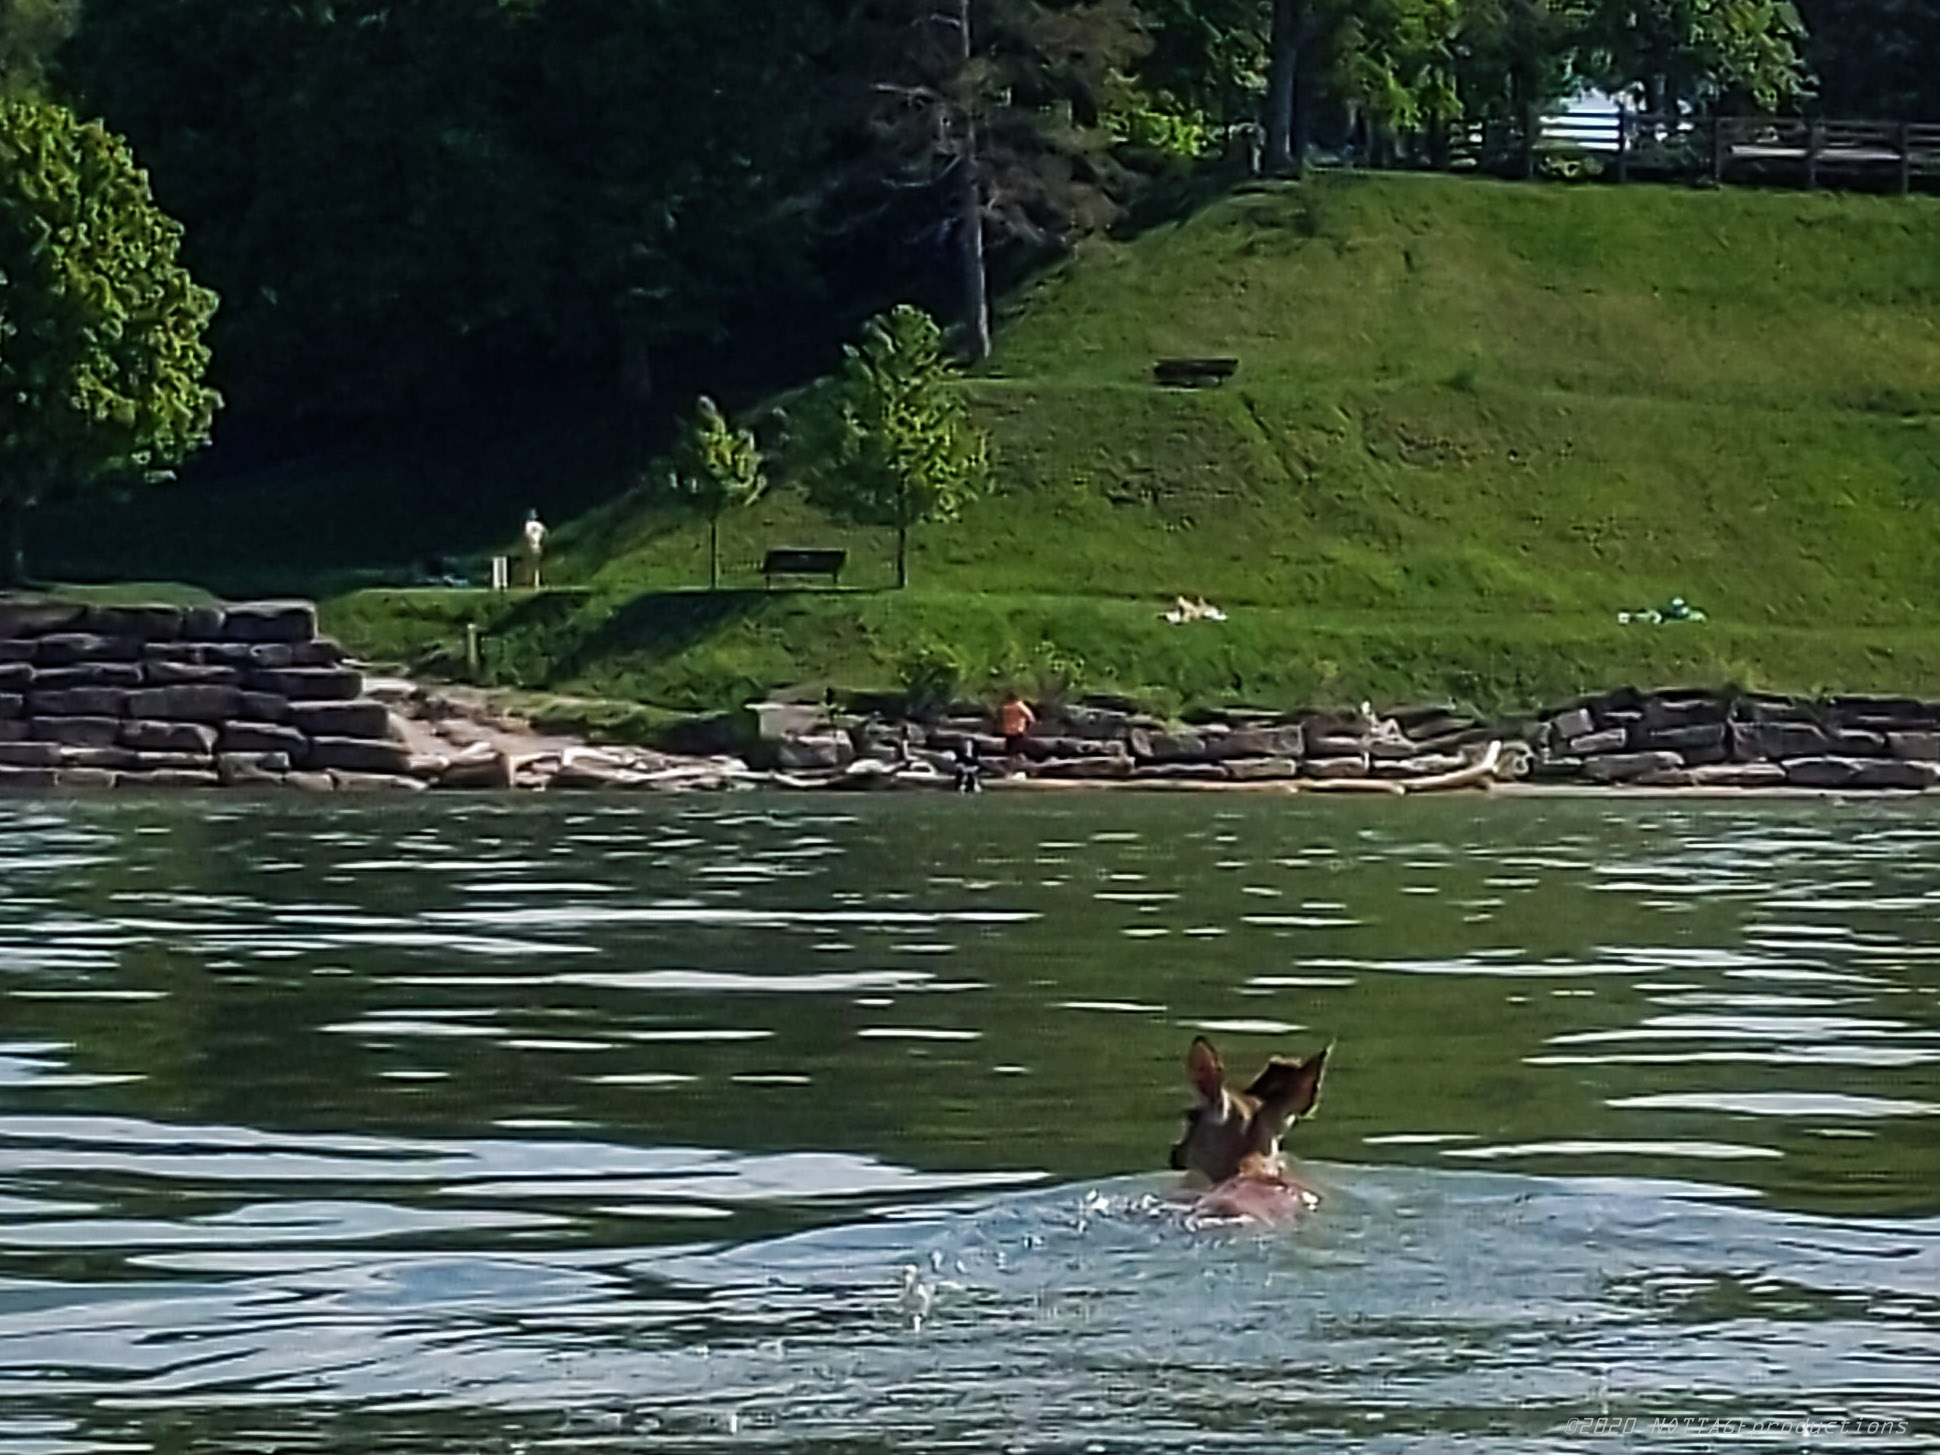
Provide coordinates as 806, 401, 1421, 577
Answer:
1187, 1036, 1225, 1102
1248, 1045, 1329, 1120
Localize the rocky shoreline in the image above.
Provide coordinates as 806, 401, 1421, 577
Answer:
3, 598, 1938, 795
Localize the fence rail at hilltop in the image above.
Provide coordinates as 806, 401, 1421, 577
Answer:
1541, 111, 1940, 192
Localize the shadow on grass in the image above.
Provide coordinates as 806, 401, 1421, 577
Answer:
500, 587, 851, 686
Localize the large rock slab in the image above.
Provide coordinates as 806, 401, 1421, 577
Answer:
0, 742, 62, 767
118, 768, 224, 789
1034, 756, 1134, 780
1304, 754, 1373, 779
32, 663, 143, 689
31, 716, 123, 747
1889, 731, 1940, 762
82, 605, 185, 640
302, 736, 413, 775
1133, 761, 1230, 782
35, 633, 143, 666
1565, 727, 1627, 756
1212, 725, 1305, 760
1732, 721, 1830, 761
774, 733, 855, 771
141, 660, 240, 687
245, 667, 363, 701
121, 720, 219, 755
27, 687, 128, 718
1129, 728, 1210, 763
218, 722, 308, 757
1850, 759, 1940, 790
1783, 757, 1861, 788
0, 602, 85, 637
1687, 762, 1789, 788
217, 752, 293, 786
125, 685, 244, 722
290, 699, 392, 739
1227, 757, 1301, 781
1580, 751, 1684, 783
220, 601, 318, 643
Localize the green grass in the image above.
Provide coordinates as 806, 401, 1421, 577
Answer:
41, 170, 1940, 719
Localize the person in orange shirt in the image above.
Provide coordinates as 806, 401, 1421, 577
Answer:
999, 691, 1036, 759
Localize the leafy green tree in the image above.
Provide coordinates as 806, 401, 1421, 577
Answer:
657, 396, 767, 589
0, 94, 220, 586
1578, 0, 1808, 113
808, 306, 988, 590
0, 0, 79, 92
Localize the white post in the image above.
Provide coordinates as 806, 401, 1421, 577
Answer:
491, 555, 509, 591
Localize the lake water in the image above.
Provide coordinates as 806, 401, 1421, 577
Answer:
1, 792, 1936, 1452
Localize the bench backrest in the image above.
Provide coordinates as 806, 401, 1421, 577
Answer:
763, 548, 846, 575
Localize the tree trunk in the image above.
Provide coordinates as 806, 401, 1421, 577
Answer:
708, 514, 720, 590
896, 520, 909, 590
1265, 0, 1299, 176
0, 499, 25, 590
952, 0, 992, 363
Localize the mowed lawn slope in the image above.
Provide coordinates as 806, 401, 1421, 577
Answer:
49, 171, 1940, 716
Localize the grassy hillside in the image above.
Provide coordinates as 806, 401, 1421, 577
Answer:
41, 171, 1940, 720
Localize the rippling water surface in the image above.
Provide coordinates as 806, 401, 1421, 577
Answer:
2, 792, 1937, 1452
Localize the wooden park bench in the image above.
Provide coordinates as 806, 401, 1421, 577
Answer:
762, 547, 847, 588
1153, 356, 1239, 388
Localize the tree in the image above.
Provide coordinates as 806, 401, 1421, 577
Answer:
1798, 0, 1940, 120
1578, 0, 1808, 114
808, 306, 988, 590
0, 0, 79, 92
0, 94, 220, 586
844, 0, 1148, 361
657, 396, 767, 589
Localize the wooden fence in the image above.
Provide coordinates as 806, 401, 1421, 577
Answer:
1565, 112, 1940, 192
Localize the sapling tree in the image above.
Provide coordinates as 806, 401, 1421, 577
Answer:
808, 305, 988, 590
658, 395, 766, 589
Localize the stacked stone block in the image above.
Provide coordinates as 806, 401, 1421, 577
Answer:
0, 600, 412, 792
1531, 687, 1940, 790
